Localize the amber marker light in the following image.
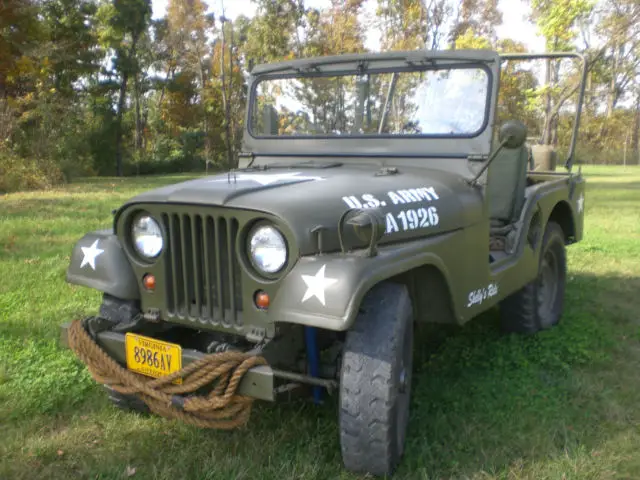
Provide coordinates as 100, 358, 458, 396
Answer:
142, 274, 156, 291
254, 290, 270, 309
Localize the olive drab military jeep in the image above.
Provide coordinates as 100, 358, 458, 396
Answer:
60, 49, 587, 476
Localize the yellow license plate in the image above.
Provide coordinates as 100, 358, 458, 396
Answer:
125, 333, 182, 383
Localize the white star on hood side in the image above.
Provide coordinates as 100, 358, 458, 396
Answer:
209, 171, 324, 186
301, 264, 338, 306
80, 239, 104, 270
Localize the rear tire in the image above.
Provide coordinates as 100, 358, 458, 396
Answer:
98, 294, 148, 414
500, 221, 566, 334
339, 282, 414, 477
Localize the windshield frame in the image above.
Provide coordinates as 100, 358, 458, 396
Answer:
247, 62, 494, 141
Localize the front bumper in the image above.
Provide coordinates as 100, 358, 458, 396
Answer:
59, 322, 276, 401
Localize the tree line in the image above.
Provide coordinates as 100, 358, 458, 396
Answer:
1, 0, 639, 192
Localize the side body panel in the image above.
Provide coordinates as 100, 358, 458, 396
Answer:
461, 173, 585, 318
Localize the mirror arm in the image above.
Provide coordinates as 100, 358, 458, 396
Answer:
468, 137, 510, 187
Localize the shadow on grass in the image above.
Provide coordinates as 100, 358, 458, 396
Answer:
2, 272, 638, 479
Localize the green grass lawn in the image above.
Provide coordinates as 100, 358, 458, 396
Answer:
1, 166, 639, 479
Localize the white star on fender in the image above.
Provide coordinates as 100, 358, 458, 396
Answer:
576, 193, 584, 213
80, 239, 104, 270
209, 171, 324, 186
301, 265, 338, 306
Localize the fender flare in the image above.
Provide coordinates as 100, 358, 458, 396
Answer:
267, 234, 459, 331
66, 230, 140, 300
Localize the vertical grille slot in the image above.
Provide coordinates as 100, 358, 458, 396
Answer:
232, 220, 243, 326
213, 218, 225, 318
217, 218, 230, 326
228, 219, 241, 326
191, 215, 204, 319
202, 215, 215, 320
226, 219, 235, 325
161, 210, 243, 327
179, 214, 194, 318
162, 214, 174, 313
171, 214, 184, 316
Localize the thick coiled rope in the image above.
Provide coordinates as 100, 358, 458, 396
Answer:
67, 319, 267, 429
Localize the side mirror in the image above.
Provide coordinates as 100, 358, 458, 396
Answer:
468, 120, 528, 186
498, 120, 527, 149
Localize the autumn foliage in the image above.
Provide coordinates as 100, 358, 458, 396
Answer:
1, 0, 639, 192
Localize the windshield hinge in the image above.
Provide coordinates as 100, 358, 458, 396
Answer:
238, 151, 256, 168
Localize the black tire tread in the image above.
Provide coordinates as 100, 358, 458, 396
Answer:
99, 293, 139, 325
339, 282, 413, 477
99, 294, 148, 413
500, 221, 566, 334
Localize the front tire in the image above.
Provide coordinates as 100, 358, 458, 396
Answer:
339, 282, 414, 477
99, 294, 149, 413
500, 221, 567, 334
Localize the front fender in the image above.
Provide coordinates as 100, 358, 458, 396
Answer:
66, 230, 140, 300
268, 232, 458, 331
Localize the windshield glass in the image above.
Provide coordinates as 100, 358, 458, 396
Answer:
250, 66, 490, 138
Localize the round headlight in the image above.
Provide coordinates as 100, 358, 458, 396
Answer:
249, 225, 287, 274
132, 214, 163, 259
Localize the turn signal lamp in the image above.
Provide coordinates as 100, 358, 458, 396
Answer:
143, 273, 156, 291
254, 290, 270, 309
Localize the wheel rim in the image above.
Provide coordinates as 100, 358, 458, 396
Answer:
537, 245, 559, 326
396, 320, 413, 452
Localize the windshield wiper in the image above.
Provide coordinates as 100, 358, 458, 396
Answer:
378, 72, 399, 134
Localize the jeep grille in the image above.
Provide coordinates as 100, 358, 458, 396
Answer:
161, 212, 243, 328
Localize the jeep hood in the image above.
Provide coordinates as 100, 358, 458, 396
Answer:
121, 163, 484, 254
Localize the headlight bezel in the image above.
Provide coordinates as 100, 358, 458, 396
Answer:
130, 211, 164, 262
245, 221, 289, 278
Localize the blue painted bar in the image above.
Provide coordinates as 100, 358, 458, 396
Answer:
304, 326, 322, 404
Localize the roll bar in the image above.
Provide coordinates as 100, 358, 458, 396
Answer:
499, 52, 588, 172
